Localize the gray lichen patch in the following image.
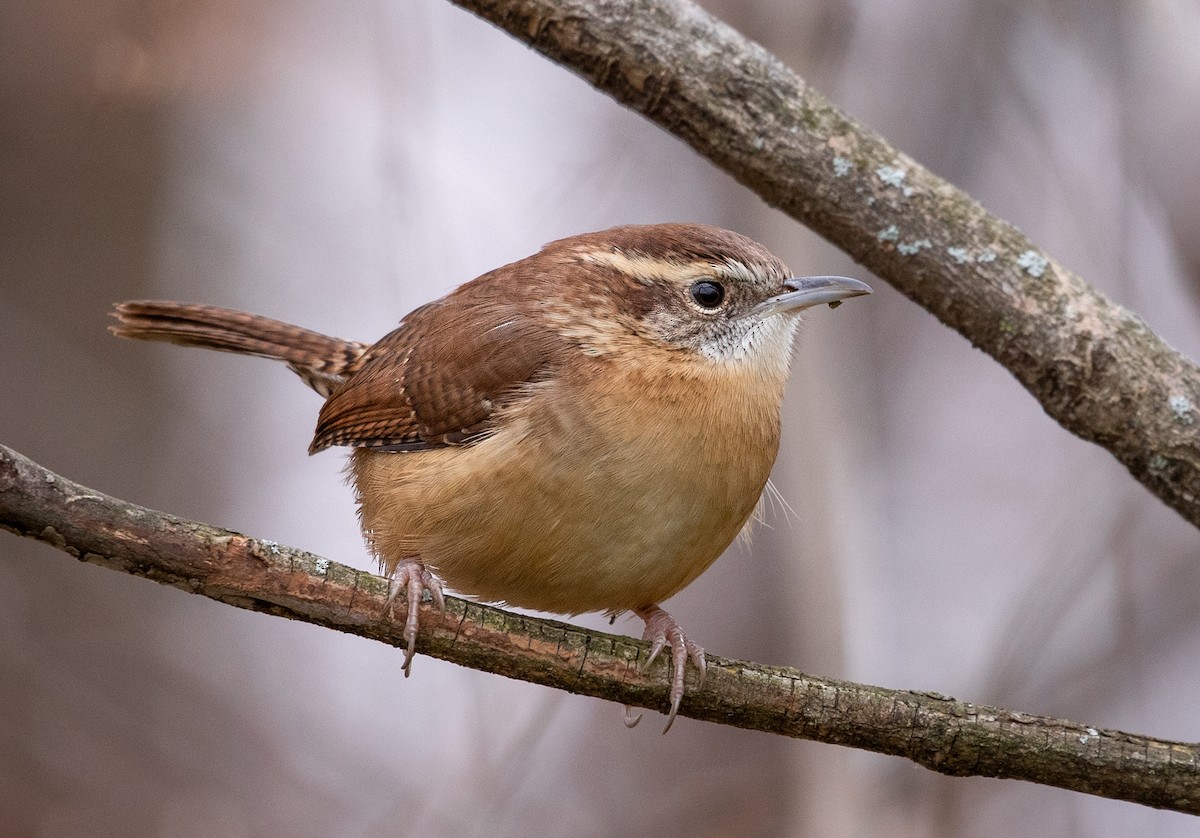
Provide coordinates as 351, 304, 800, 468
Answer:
1016, 250, 1049, 277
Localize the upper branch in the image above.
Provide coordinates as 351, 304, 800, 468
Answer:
3, 442, 1199, 813
448, 0, 1200, 528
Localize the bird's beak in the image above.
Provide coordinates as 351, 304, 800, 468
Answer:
755, 276, 873, 317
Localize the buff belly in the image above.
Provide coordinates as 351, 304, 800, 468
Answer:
350, 369, 781, 615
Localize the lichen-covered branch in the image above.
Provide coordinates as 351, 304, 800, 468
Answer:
3, 442, 1198, 813
446, 0, 1200, 529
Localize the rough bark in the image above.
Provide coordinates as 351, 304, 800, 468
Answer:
3, 442, 1198, 814
444, 0, 1200, 529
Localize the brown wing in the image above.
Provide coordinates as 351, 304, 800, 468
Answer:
309, 297, 563, 453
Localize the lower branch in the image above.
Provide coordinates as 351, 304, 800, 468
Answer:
2, 442, 1197, 814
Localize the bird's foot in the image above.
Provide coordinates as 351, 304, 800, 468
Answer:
627, 605, 707, 733
384, 559, 446, 676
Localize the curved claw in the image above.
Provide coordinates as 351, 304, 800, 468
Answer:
384, 559, 445, 676
633, 605, 707, 734
424, 568, 446, 612
623, 705, 643, 728
644, 635, 667, 671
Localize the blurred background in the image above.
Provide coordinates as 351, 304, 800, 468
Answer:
3, 1, 1200, 835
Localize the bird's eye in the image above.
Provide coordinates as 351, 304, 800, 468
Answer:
689, 280, 726, 310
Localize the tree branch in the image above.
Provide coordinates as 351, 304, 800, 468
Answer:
446, 0, 1200, 529
3, 442, 1198, 813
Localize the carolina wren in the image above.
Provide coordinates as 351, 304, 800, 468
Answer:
111, 223, 870, 731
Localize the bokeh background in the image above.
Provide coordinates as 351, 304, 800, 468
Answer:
4, 1, 1200, 835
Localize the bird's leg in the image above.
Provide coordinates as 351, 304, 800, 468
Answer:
631, 605, 707, 733
384, 558, 446, 676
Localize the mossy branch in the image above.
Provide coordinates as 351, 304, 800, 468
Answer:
446, 0, 1200, 529
3, 442, 1199, 813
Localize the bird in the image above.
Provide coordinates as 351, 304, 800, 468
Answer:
110, 222, 871, 731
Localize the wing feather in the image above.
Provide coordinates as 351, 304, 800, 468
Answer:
310, 297, 562, 453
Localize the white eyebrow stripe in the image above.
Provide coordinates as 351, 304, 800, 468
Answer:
575, 249, 756, 286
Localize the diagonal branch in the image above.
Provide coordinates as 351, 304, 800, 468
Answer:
3, 442, 1199, 813
446, 0, 1200, 529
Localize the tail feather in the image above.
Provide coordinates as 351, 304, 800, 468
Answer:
110, 301, 368, 395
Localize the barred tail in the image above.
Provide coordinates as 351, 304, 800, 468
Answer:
110, 301, 368, 396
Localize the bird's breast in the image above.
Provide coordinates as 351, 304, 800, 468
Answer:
352, 355, 786, 614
